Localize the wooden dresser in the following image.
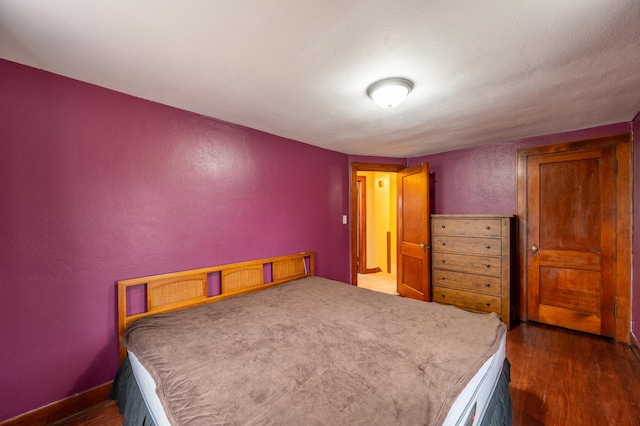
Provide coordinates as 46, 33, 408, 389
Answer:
431, 214, 515, 329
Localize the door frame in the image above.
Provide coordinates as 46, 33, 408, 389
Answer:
356, 176, 367, 274
356, 176, 382, 274
350, 162, 406, 285
516, 133, 632, 342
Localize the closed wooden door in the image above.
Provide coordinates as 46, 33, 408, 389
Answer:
519, 134, 631, 340
397, 163, 430, 300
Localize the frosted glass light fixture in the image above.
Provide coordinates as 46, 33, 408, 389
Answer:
367, 78, 414, 108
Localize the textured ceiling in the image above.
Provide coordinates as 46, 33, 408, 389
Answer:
1, 1, 639, 158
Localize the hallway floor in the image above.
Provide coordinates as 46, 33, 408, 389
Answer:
357, 272, 398, 295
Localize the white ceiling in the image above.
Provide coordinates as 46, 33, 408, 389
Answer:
1, 1, 639, 158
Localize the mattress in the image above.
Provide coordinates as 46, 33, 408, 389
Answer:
444, 331, 507, 425
128, 351, 171, 426
128, 331, 506, 426
122, 277, 507, 425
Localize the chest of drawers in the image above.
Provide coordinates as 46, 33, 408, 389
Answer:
431, 214, 515, 329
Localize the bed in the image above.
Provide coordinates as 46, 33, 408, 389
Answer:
110, 252, 511, 425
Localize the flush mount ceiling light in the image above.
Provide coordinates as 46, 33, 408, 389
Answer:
366, 77, 414, 108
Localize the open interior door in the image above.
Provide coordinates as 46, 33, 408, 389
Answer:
397, 163, 430, 300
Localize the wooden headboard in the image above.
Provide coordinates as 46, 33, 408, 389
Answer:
117, 251, 314, 361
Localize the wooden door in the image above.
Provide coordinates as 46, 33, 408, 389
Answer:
356, 176, 367, 274
397, 163, 430, 300
519, 134, 632, 341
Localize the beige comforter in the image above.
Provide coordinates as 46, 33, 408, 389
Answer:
125, 276, 506, 425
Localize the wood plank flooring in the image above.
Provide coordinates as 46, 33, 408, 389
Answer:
52, 322, 640, 425
507, 322, 640, 425
49, 401, 121, 426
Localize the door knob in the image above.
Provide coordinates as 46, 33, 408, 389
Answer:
531, 243, 538, 256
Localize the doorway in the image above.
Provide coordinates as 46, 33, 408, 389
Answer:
356, 171, 398, 295
516, 133, 631, 342
350, 162, 431, 301
350, 163, 405, 291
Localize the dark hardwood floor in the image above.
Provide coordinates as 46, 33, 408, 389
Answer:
50, 400, 121, 426
52, 322, 640, 425
507, 322, 640, 425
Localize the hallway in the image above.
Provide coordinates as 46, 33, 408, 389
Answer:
357, 272, 398, 295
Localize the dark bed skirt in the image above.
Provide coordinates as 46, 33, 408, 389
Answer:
109, 356, 157, 426
110, 357, 512, 426
480, 358, 512, 426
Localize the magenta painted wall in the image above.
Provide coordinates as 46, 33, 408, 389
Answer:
0, 59, 350, 421
633, 110, 640, 342
408, 123, 632, 214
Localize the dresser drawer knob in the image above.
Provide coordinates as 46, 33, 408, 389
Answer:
485, 225, 491, 230
485, 264, 491, 268
441, 293, 446, 298
485, 282, 491, 287
485, 245, 491, 249
441, 225, 446, 228
441, 241, 446, 246
485, 302, 491, 306
441, 259, 446, 263
441, 276, 446, 280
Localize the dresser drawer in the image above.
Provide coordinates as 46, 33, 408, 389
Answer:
432, 252, 502, 277
433, 286, 502, 315
432, 236, 502, 256
432, 218, 502, 237
432, 269, 502, 295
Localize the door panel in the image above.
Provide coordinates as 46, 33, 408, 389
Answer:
397, 163, 430, 300
401, 254, 424, 293
539, 267, 600, 313
526, 147, 616, 336
538, 157, 601, 251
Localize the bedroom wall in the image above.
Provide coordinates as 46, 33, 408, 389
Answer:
407, 123, 631, 214
0, 59, 350, 421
